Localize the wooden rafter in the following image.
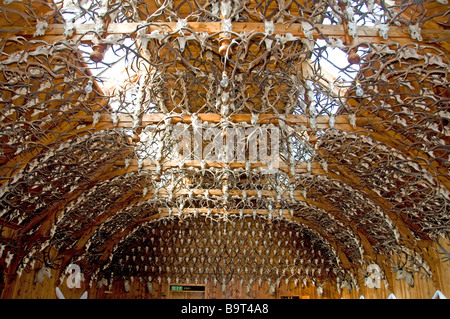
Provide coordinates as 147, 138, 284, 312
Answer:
77, 112, 381, 128
1, 22, 447, 46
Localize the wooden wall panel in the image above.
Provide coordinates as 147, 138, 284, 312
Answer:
2, 240, 449, 299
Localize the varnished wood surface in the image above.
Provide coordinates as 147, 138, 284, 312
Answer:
2, 239, 449, 299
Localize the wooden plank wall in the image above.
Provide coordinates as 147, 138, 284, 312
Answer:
2, 239, 449, 299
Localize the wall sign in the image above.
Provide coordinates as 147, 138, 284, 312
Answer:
170, 285, 205, 292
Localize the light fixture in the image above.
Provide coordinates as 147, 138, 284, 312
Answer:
347, 48, 361, 65
90, 44, 107, 63
220, 71, 229, 88
84, 80, 93, 94
355, 81, 364, 97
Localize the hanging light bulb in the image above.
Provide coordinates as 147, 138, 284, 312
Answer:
355, 81, 364, 97
84, 80, 93, 94
220, 71, 229, 88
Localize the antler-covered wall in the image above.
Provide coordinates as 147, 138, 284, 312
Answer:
0, 0, 449, 299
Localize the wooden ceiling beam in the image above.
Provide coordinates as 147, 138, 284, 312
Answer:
384, 0, 450, 52
82, 111, 449, 189
1, 22, 443, 45
78, 112, 380, 129
98, 159, 330, 176
0, 112, 376, 187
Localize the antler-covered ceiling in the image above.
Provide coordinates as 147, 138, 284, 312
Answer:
0, 0, 449, 294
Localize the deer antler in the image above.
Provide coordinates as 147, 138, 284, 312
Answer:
434, 239, 450, 263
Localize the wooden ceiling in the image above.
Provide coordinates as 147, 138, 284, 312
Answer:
0, 0, 449, 295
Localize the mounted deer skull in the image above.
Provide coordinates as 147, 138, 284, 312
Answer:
316, 284, 324, 297
362, 264, 382, 289
313, 278, 327, 297
97, 278, 108, 288
124, 279, 131, 293
390, 255, 415, 288
34, 249, 61, 285
221, 278, 227, 295
395, 268, 414, 288
245, 278, 254, 295
147, 277, 153, 294
269, 283, 276, 296
34, 266, 52, 285
340, 279, 353, 292
268, 278, 280, 296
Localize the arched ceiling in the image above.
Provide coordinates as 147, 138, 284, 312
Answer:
0, 0, 449, 293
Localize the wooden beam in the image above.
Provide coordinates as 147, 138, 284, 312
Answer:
80, 110, 450, 190
1, 22, 445, 44
0, 217, 21, 231
78, 112, 381, 130
99, 159, 333, 176
0, 112, 377, 187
